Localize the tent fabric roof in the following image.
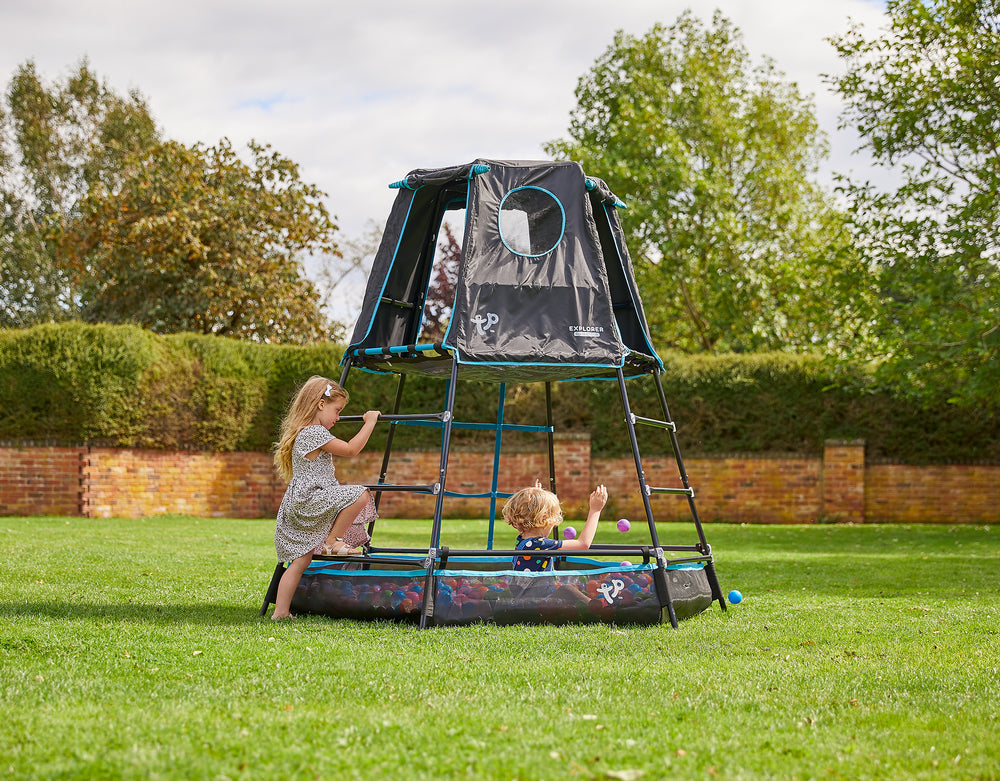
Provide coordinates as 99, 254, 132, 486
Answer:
346, 159, 661, 383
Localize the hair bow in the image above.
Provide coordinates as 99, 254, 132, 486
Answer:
324, 383, 333, 397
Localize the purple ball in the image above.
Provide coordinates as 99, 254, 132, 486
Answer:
617, 518, 631, 533
563, 526, 577, 540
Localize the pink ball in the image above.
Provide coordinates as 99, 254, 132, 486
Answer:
563, 526, 577, 540
617, 518, 631, 533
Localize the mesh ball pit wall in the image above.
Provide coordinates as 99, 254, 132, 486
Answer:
290, 555, 713, 627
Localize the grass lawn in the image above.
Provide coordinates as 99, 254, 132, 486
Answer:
1, 516, 998, 780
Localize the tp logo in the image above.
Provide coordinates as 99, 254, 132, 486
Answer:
472, 312, 499, 336
597, 578, 626, 605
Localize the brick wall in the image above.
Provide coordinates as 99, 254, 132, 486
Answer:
822, 440, 867, 523
0, 445, 86, 516
866, 462, 1000, 523
2, 438, 998, 523
82, 448, 286, 519
596, 454, 823, 524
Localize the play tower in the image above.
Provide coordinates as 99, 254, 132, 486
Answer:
262, 159, 725, 627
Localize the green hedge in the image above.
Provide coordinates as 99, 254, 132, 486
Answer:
1, 322, 997, 463
589, 353, 1000, 462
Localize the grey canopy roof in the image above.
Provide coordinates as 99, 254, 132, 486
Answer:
346, 159, 661, 382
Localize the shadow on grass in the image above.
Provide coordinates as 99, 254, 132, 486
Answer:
0, 599, 265, 626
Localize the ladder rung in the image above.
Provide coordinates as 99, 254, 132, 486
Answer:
630, 414, 676, 431
340, 412, 446, 423
379, 296, 418, 310
649, 486, 695, 497
443, 490, 514, 499
386, 420, 552, 433
366, 483, 440, 495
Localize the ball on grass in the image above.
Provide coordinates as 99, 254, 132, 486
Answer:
563, 526, 577, 540
616, 518, 631, 533
728, 590, 743, 605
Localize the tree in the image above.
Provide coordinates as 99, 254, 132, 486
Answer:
828, 0, 1000, 405
420, 222, 461, 342
1, 60, 159, 327
314, 218, 382, 341
3, 60, 338, 343
54, 138, 336, 343
545, 12, 857, 353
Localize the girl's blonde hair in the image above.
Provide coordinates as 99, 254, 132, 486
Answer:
273, 376, 349, 481
502, 486, 562, 535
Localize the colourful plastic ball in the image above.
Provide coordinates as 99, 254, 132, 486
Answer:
728, 590, 743, 605
616, 518, 631, 533
563, 526, 577, 540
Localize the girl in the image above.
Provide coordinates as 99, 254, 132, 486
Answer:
502, 481, 608, 571
270, 375, 381, 620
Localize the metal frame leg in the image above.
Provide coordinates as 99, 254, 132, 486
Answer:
486, 382, 507, 549
419, 355, 459, 629
260, 562, 286, 617
545, 382, 557, 495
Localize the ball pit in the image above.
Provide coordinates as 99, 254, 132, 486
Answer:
289, 555, 713, 627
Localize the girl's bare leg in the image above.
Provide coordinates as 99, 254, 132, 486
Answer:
272, 552, 313, 620
323, 490, 374, 549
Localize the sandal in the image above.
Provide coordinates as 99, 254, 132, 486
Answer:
319, 538, 363, 557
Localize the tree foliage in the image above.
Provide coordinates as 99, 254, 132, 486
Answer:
829, 0, 1000, 405
1, 60, 159, 327
2, 60, 337, 343
546, 12, 857, 354
54, 138, 335, 343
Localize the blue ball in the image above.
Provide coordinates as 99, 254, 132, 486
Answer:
727, 590, 743, 605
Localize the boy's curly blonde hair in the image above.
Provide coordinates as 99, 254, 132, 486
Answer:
502, 486, 562, 535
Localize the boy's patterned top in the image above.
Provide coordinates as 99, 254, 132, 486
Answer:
512, 535, 562, 572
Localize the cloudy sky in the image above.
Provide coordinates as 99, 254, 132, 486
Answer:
2, 0, 887, 319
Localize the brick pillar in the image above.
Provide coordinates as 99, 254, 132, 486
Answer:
823, 439, 866, 523
553, 432, 591, 513
78, 446, 92, 518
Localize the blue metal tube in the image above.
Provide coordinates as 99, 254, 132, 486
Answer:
487, 383, 507, 549
357, 343, 445, 356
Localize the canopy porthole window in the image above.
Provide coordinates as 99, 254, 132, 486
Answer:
497, 186, 565, 257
